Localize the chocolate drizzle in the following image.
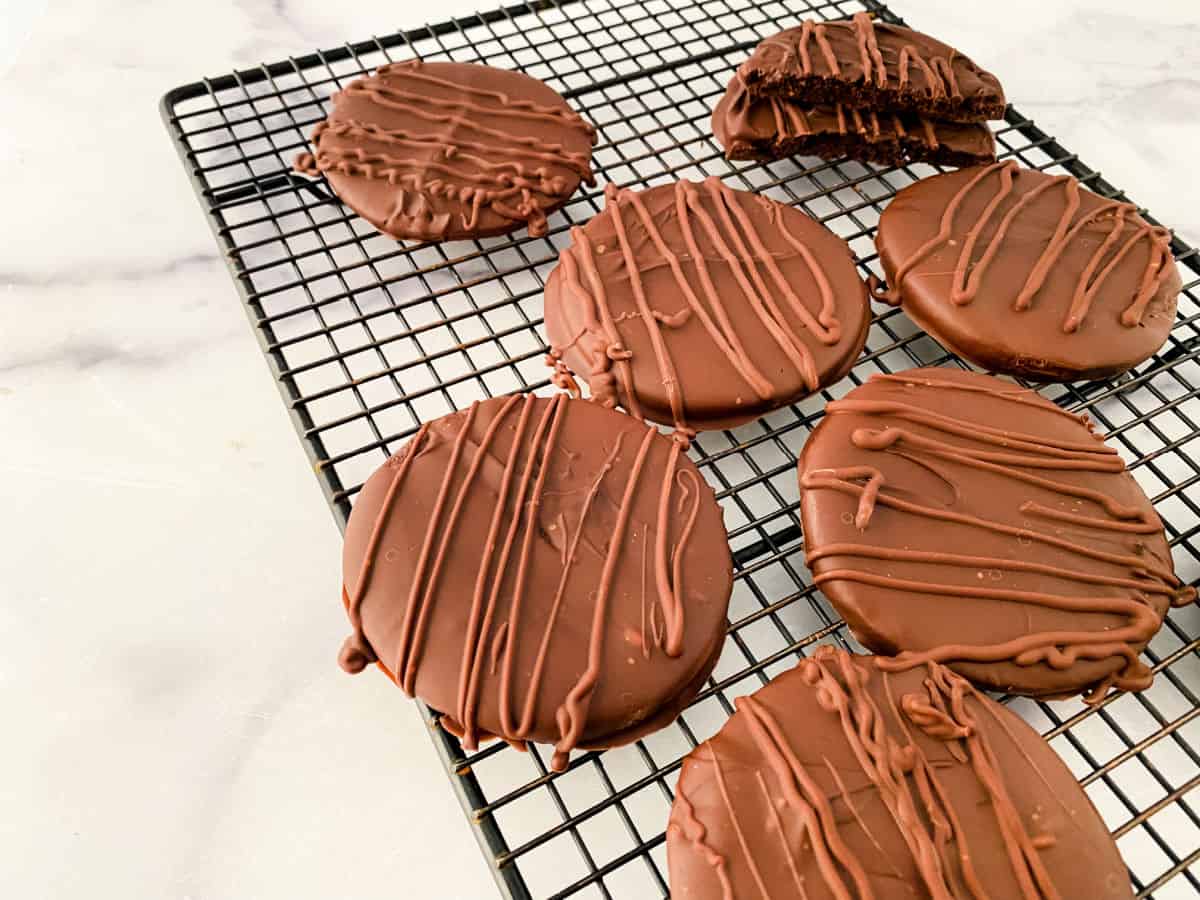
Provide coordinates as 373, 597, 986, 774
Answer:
340, 395, 732, 771
740, 13, 1006, 121
874, 164, 1181, 380
544, 178, 869, 435
294, 60, 596, 240
874, 161, 1175, 333
712, 72, 996, 168
798, 369, 1194, 700
338, 422, 430, 675
667, 647, 1135, 899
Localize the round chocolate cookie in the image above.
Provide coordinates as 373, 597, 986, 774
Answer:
798, 368, 1194, 699
874, 161, 1181, 380
668, 646, 1135, 900
543, 178, 870, 436
340, 394, 733, 770
295, 60, 596, 241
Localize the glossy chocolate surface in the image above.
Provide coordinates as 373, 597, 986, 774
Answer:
798, 368, 1193, 698
544, 178, 869, 435
341, 395, 733, 770
296, 60, 595, 241
713, 72, 995, 167
874, 163, 1181, 380
668, 647, 1134, 899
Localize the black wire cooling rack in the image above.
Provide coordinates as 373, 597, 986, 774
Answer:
162, 0, 1200, 895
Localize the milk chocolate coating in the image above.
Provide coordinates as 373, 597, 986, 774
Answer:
295, 60, 596, 241
341, 395, 733, 771
740, 13, 1006, 121
668, 647, 1135, 900
713, 73, 996, 168
874, 162, 1182, 380
798, 368, 1194, 699
543, 178, 869, 436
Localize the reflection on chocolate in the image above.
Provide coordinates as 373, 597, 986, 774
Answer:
874, 162, 1181, 380
798, 368, 1194, 699
341, 395, 733, 771
544, 178, 869, 437
668, 647, 1134, 899
295, 60, 595, 241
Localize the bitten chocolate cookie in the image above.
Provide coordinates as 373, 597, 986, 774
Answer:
543, 178, 870, 437
295, 60, 596, 241
739, 13, 1006, 121
713, 73, 995, 168
340, 394, 733, 771
873, 162, 1182, 380
798, 368, 1194, 700
668, 646, 1135, 900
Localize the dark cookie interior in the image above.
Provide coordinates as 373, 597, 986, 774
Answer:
713, 73, 996, 168
739, 13, 1006, 121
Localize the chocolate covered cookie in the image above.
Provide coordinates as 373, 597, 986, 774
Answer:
668, 646, 1135, 900
543, 178, 869, 437
798, 368, 1194, 699
295, 60, 596, 241
340, 394, 733, 770
740, 13, 1006, 122
713, 72, 996, 167
874, 162, 1182, 380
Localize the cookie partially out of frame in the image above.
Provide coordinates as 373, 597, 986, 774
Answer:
797, 367, 1194, 700
668, 647, 1135, 900
874, 162, 1182, 380
543, 178, 869, 437
339, 394, 733, 771
739, 12, 1006, 121
295, 60, 596, 241
713, 72, 996, 168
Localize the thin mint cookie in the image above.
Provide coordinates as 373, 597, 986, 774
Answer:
296, 60, 595, 241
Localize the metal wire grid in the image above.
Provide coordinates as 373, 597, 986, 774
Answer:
160, 0, 1200, 895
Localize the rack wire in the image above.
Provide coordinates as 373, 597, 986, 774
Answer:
162, 0, 1200, 895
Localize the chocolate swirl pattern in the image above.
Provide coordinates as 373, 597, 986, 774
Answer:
294, 60, 596, 241
712, 73, 996, 168
739, 13, 1006, 122
340, 395, 732, 771
874, 163, 1182, 380
798, 368, 1194, 700
667, 647, 1135, 900
543, 178, 869, 438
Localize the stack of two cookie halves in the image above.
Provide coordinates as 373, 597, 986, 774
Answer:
713, 12, 1006, 168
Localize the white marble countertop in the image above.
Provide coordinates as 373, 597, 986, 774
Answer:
3, 1, 1198, 898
